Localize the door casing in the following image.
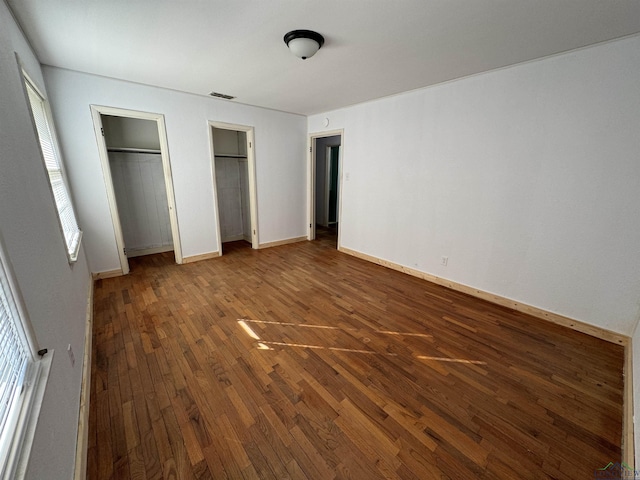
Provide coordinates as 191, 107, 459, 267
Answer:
208, 121, 259, 254
90, 105, 183, 275
308, 129, 344, 245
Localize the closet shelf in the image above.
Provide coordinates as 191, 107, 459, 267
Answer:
215, 154, 247, 158
107, 147, 161, 154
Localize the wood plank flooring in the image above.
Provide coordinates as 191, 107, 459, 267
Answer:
88, 234, 624, 479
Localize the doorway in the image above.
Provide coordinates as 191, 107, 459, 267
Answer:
327, 145, 340, 225
309, 131, 343, 247
209, 122, 258, 255
91, 106, 182, 275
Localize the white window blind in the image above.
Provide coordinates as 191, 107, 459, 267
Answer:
24, 79, 82, 262
0, 252, 36, 477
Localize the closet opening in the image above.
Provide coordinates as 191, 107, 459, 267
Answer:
91, 106, 182, 275
209, 122, 258, 255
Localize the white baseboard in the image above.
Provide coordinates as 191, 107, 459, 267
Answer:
259, 236, 307, 249
183, 251, 221, 264
221, 234, 246, 243
623, 339, 635, 469
338, 246, 628, 346
126, 245, 173, 258
73, 280, 94, 480
91, 269, 122, 280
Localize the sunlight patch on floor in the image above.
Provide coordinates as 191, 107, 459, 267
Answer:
240, 318, 432, 337
415, 355, 487, 365
236, 319, 485, 365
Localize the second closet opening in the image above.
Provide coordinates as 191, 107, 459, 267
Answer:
211, 125, 257, 254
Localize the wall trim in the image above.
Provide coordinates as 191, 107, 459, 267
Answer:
339, 246, 628, 346
221, 234, 246, 243
73, 280, 94, 480
259, 236, 307, 249
91, 269, 122, 280
90, 105, 183, 274
208, 121, 259, 251
623, 340, 634, 469
183, 251, 221, 264
127, 245, 173, 258
307, 129, 345, 245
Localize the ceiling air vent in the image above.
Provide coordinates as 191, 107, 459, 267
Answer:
209, 91, 236, 100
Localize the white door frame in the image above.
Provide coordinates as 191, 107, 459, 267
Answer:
325, 144, 340, 225
208, 121, 259, 254
90, 105, 183, 275
308, 129, 344, 244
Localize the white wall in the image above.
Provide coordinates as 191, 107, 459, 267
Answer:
311, 38, 640, 462
309, 35, 640, 337
43, 67, 307, 273
0, 3, 91, 478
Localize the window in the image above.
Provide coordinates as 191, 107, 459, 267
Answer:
24, 76, 82, 262
0, 241, 45, 478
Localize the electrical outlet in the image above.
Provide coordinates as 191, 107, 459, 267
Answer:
67, 344, 75, 367
441, 256, 448, 266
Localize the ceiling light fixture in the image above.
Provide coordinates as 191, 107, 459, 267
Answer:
284, 30, 324, 60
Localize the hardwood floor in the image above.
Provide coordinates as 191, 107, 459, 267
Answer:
89, 235, 624, 479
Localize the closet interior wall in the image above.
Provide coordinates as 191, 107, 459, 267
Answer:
213, 128, 251, 244
103, 115, 174, 258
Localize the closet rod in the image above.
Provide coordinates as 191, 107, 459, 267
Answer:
107, 147, 161, 154
214, 154, 247, 159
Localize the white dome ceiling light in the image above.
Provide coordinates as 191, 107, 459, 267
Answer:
284, 30, 325, 60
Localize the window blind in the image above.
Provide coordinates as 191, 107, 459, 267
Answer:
25, 80, 82, 262
0, 286, 28, 433
0, 259, 32, 475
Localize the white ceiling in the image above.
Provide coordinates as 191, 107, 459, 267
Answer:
7, 0, 640, 116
